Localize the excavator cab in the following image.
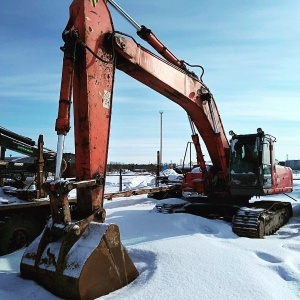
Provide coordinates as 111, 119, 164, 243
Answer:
229, 128, 293, 196
229, 132, 261, 194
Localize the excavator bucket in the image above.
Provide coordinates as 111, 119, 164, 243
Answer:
20, 221, 139, 300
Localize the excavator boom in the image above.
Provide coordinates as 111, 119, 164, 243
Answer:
112, 34, 229, 173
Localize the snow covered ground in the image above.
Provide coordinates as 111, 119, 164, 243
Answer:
0, 173, 300, 299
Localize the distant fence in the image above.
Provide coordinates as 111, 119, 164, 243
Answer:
107, 170, 156, 192
106, 169, 176, 192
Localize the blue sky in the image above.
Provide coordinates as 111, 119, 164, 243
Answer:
1, 0, 299, 164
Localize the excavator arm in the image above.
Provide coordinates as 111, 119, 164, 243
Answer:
20, 1, 139, 299
54, 0, 116, 217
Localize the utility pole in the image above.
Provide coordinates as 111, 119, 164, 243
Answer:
159, 111, 163, 170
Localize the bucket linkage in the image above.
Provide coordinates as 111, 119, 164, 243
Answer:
20, 179, 139, 300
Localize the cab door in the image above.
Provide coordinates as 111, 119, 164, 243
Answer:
261, 139, 272, 189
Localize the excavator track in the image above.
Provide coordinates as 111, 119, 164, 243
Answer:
232, 201, 292, 238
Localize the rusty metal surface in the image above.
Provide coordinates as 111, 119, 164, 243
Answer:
69, 0, 115, 217
113, 34, 229, 174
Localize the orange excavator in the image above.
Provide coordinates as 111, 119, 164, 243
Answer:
20, 0, 293, 299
